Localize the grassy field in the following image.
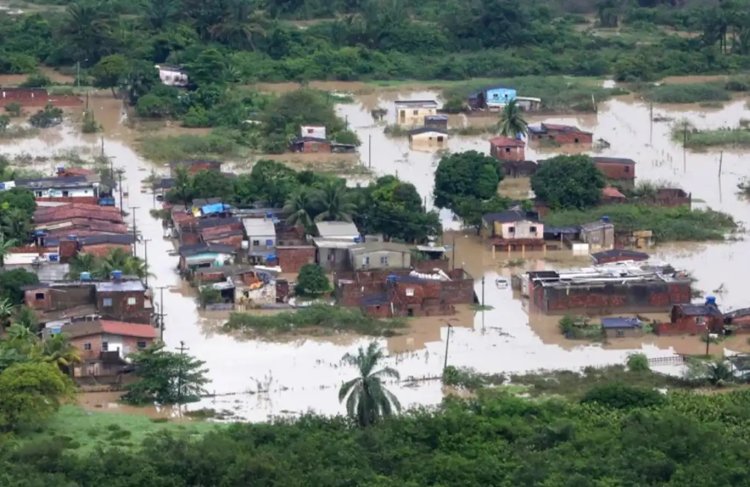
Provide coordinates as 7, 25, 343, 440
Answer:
643, 83, 732, 104
138, 131, 243, 162
18, 405, 221, 455
678, 127, 750, 148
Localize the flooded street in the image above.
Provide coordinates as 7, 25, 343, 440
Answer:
2, 85, 750, 421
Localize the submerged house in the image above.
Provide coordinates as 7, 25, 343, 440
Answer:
468, 86, 517, 111
394, 100, 438, 126
528, 123, 593, 145
656, 298, 724, 335
348, 242, 412, 271
593, 157, 636, 189
408, 127, 448, 145
602, 317, 643, 339
481, 209, 544, 251
489, 136, 526, 162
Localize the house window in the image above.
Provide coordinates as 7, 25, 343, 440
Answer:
363, 256, 370, 266
252, 240, 260, 246
437, 136, 444, 142
84, 343, 92, 351
102, 298, 113, 307
530, 226, 537, 233
413, 110, 418, 115
624, 166, 630, 173
265, 239, 273, 246
508, 226, 515, 233
505, 147, 511, 152
137, 341, 147, 349
62, 190, 69, 197
380, 256, 389, 265
616, 330, 625, 337
574, 138, 580, 143
35, 191, 43, 197
35, 292, 45, 300
102, 341, 108, 351
127, 297, 136, 305
405, 288, 415, 297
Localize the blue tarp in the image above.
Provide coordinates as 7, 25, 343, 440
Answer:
201, 203, 231, 215
601, 317, 641, 329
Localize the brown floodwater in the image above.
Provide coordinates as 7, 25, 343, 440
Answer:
2, 81, 750, 421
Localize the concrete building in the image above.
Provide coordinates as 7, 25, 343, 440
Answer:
313, 238, 356, 272
482, 209, 544, 251
408, 127, 447, 145
156, 64, 188, 87
424, 115, 448, 131
300, 125, 326, 139
12, 176, 100, 204
179, 243, 235, 273
592, 157, 636, 189
394, 100, 438, 126
349, 242, 412, 271
602, 317, 643, 338
489, 136, 526, 162
580, 220, 615, 251
315, 221, 360, 241
468, 86, 517, 111
94, 278, 150, 324
528, 123, 593, 145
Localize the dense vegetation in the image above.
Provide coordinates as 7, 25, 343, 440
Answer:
224, 304, 406, 336
531, 154, 605, 209
170, 162, 441, 243
544, 204, 737, 241
6, 384, 750, 484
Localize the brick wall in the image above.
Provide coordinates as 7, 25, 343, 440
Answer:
277, 246, 316, 273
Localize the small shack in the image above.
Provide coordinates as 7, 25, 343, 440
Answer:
489, 136, 525, 162
601, 317, 643, 338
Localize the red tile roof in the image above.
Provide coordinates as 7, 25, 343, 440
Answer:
489, 136, 525, 147
100, 320, 158, 339
602, 186, 626, 199
35, 204, 123, 224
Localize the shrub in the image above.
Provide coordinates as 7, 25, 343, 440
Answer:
4, 103, 21, 117
19, 72, 51, 88
295, 264, 330, 296
627, 353, 650, 372
644, 83, 731, 104
581, 383, 665, 409
28, 104, 63, 128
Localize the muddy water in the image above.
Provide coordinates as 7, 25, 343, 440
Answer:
1, 86, 749, 421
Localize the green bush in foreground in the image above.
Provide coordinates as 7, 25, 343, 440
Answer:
544, 204, 736, 242
224, 304, 406, 336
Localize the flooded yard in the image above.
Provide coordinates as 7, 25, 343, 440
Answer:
2, 82, 750, 421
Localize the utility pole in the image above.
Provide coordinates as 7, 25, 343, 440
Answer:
683, 123, 688, 172
116, 169, 124, 214
649, 103, 653, 145
368, 134, 372, 168
76, 61, 80, 89
451, 233, 456, 270
718, 151, 723, 177
130, 206, 139, 256
481, 276, 485, 307
443, 323, 453, 371
176, 341, 189, 405
156, 285, 167, 340
705, 327, 711, 357
142, 238, 151, 288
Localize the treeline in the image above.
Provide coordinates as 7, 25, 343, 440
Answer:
4, 388, 750, 485
1, 0, 750, 84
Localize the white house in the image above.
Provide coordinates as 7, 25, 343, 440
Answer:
155, 64, 188, 87
300, 125, 327, 140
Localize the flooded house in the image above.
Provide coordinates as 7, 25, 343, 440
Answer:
725, 308, 750, 334
94, 275, 151, 324
336, 268, 474, 318
656, 298, 724, 335
650, 188, 692, 208
515, 96, 542, 112
601, 317, 644, 338
489, 136, 526, 163
242, 217, 277, 264
579, 219, 615, 251
591, 249, 650, 265
394, 100, 438, 126
349, 242, 412, 271
601, 186, 627, 204
424, 115, 448, 131
54, 319, 157, 378
528, 123, 593, 145
527, 262, 692, 315
481, 209, 545, 251
155, 64, 189, 87
197, 216, 244, 249
408, 127, 447, 146
467, 86, 517, 111
11, 176, 100, 205
290, 136, 332, 153
592, 157, 636, 189
178, 243, 235, 274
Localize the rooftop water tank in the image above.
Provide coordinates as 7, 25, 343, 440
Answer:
80, 272, 91, 281
706, 296, 717, 306
601, 216, 611, 223
111, 270, 123, 281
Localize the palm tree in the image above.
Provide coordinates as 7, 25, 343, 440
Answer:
0, 298, 14, 328
338, 342, 401, 427
208, 0, 269, 51
312, 181, 355, 222
95, 248, 147, 279
0, 233, 17, 267
61, 2, 113, 62
283, 190, 314, 231
42, 333, 81, 376
497, 99, 528, 139
67, 252, 97, 279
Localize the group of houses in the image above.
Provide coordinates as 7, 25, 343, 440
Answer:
289, 125, 357, 154
0, 167, 155, 380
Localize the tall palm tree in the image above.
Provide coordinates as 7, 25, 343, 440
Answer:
338, 342, 401, 427
209, 0, 269, 51
0, 298, 14, 328
42, 333, 81, 376
283, 190, 314, 231
61, 2, 113, 62
0, 233, 17, 267
313, 181, 355, 222
498, 99, 528, 139
95, 248, 147, 279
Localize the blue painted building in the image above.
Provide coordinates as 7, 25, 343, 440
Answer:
468, 86, 517, 110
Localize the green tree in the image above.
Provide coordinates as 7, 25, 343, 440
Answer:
0, 361, 73, 432
91, 54, 129, 97
121, 60, 160, 106
41, 333, 81, 376
66, 252, 96, 279
0, 298, 14, 328
28, 104, 63, 128
94, 248, 147, 279
123, 343, 209, 405
0, 234, 17, 267
338, 341, 401, 427
187, 48, 227, 87
283, 189, 315, 231
434, 151, 504, 225
0, 268, 39, 305
191, 170, 233, 200
531, 155, 605, 210
0, 114, 9, 132
208, 0, 269, 51
312, 180, 355, 222
173, 166, 194, 208
497, 99, 527, 138
627, 353, 650, 372
295, 264, 330, 296
59, 1, 114, 63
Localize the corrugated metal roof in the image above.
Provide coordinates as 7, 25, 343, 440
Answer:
315, 221, 359, 239
243, 218, 276, 236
